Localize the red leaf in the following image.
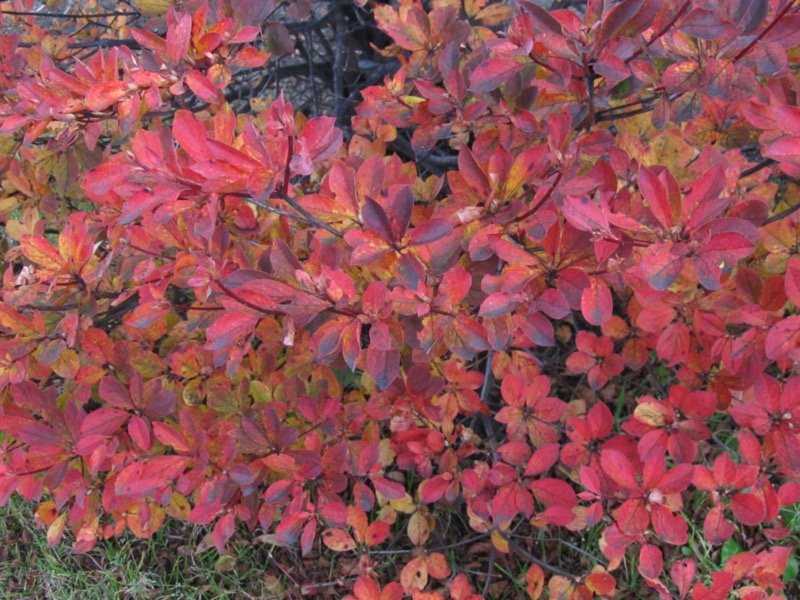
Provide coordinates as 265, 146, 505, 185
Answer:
469, 57, 525, 93
365, 348, 400, 390
213, 512, 235, 553
638, 167, 672, 229
361, 197, 395, 242
408, 219, 453, 246
479, 292, 522, 318
525, 564, 545, 600
615, 499, 649, 536
670, 558, 696, 599
298, 116, 342, 163
766, 135, 800, 164
185, 69, 219, 103
85, 81, 130, 112
167, 11, 192, 65
641, 244, 684, 290
601, 449, 640, 491
703, 505, 734, 545
730, 492, 767, 526
419, 476, 450, 504
119, 183, 183, 225
152, 422, 191, 453
651, 504, 688, 545
20, 235, 63, 271
371, 476, 406, 500
365, 521, 390, 546
205, 312, 259, 351
562, 195, 611, 235
524, 443, 560, 476
786, 257, 800, 306
638, 544, 663, 580
596, 0, 644, 47
99, 376, 133, 410
128, 416, 152, 452
81, 407, 129, 437
765, 316, 800, 360
18, 423, 64, 447
581, 279, 613, 326
83, 162, 138, 197
322, 528, 357, 552
585, 572, 616, 596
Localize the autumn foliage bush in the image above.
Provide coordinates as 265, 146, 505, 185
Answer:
2, 0, 800, 597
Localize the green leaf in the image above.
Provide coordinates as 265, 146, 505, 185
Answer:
721, 538, 743, 564
784, 553, 799, 584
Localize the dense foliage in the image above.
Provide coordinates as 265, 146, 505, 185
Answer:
2, 0, 800, 597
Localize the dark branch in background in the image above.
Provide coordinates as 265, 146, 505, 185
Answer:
740, 158, 775, 178
18, 38, 142, 50
499, 531, 578, 580
333, 11, 345, 125
1, 9, 140, 18
765, 201, 800, 225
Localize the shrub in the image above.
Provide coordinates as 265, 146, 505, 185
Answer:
2, 0, 800, 597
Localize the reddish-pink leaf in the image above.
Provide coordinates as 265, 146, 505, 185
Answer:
408, 219, 453, 246
596, 0, 645, 47
641, 244, 684, 290
765, 316, 800, 360
601, 449, 640, 491
670, 558, 695, 599
469, 57, 525, 93
365, 521, 390, 546
81, 407, 129, 437
152, 422, 191, 453
85, 81, 130, 112
638, 544, 663, 580
730, 492, 767, 526
372, 475, 406, 500
562, 195, 611, 235
185, 69, 219, 103
479, 292, 522, 318
213, 512, 235, 553
128, 416, 151, 451
322, 528, 357, 552
20, 235, 63, 271
651, 504, 688, 545
786, 257, 800, 306
766, 136, 800, 164
524, 443, 560, 476
638, 167, 672, 229
615, 499, 649, 536
205, 312, 259, 351
167, 11, 192, 65
299, 116, 342, 163
581, 278, 613, 326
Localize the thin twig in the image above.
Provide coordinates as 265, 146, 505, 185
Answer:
482, 543, 496, 597
740, 158, 775, 179
764, 201, 800, 225
277, 193, 344, 237
500, 533, 578, 580
332, 11, 345, 125
733, 0, 798, 63
2, 9, 140, 18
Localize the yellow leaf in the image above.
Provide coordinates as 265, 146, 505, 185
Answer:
47, 513, 68, 547
389, 494, 417, 514
633, 402, 669, 427
132, 0, 171, 16
491, 529, 510, 553
408, 510, 431, 546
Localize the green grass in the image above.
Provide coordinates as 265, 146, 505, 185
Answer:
0, 496, 287, 599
